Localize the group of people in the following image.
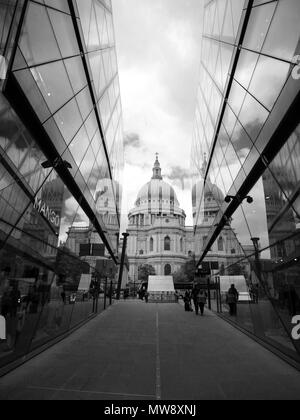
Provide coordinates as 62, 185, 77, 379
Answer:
183, 283, 240, 316
184, 285, 207, 316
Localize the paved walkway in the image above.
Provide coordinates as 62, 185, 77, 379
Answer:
0, 300, 300, 400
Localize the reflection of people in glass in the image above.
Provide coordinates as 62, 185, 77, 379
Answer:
28, 286, 39, 313
10, 284, 21, 318
288, 286, 299, 317
250, 283, 259, 303
14, 298, 27, 347
61, 290, 66, 304
0, 267, 11, 317
0, 284, 21, 318
227, 284, 239, 316
184, 290, 192, 311
1, 287, 11, 318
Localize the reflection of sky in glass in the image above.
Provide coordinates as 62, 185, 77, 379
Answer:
58, 195, 89, 243
225, 178, 270, 259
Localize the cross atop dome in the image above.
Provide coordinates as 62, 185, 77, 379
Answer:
201, 153, 208, 178
152, 153, 163, 180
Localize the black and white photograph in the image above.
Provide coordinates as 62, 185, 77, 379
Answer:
0, 0, 300, 405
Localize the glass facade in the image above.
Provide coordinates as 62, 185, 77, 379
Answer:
192, 0, 300, 362
0, 0, 123, 372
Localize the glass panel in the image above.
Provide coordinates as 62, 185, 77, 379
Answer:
238, 93, 269, 141
30, 61, 74, 114
227, 79, 247, 117
248, 55, 290, 111
68, 124, 90, 166
14, 66, 51, 123
85, 111, 98, 140
53, 98, 83, 145
48, 8, 79, 58
75, 86, 94, 121
242, 2, 276, 52
230, 119, 253, 165
43, 0, 70, 14
19, 2, 61, 66
263, 0, 300, 62
64, 56, 87, 94
235, 49, 259, 90
79, 146, 96, 180
76, 0, 92, 43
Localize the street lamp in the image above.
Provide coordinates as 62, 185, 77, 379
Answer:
224, 194, 253, 204
41, 157, 72, 169
251, 236, 262, 292
116, 232, 129, 300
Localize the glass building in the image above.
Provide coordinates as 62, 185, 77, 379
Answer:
0, 0, 123, 372
192, 0, 300, 363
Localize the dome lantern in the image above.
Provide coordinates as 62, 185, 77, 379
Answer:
152, 153, 162, 180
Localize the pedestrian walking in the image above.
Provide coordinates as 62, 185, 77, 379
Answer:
226, 284, 239, 315
197, 289, 207, 316
61, 290, 66, 305
184, 290, 192, 312
192, 284, 207, 315
253, 283, 259, 304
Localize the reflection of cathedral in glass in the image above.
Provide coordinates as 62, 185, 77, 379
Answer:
23, 176, 65, 260
192, 155, 245, 268
0, 0, 124, 371
191, 0, 300, 360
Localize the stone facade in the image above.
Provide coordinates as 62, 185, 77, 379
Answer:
127, 155, 246, 283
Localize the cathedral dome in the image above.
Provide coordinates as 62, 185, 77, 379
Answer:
192, 154, 224, 209
192, 178, 224, 207
135, 179, 180, 207
130, 155, 184, 217
95, 178, 121, 214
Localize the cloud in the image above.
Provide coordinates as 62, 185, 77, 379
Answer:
112, 0, 203, 229
166, 165, 191, 190
124, 132, 141, 149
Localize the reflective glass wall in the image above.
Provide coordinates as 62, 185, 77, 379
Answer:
0, 0, 123, 372
192, 0, 300, 362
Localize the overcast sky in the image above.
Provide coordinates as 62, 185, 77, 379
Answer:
112, 0, 203, 230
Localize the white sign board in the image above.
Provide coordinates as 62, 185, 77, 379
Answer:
78, 274, 92, 291
217, 276, 248, 293
0, 315, 6, 340
0, 55, 7, 80
148, 276, 175, 293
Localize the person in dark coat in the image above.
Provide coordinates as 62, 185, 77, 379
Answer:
227, 284, 239, 315
197, 289, 207, 316
192, 284, 207, 315
9, 285, 21, 317
184, 290, 192, 312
